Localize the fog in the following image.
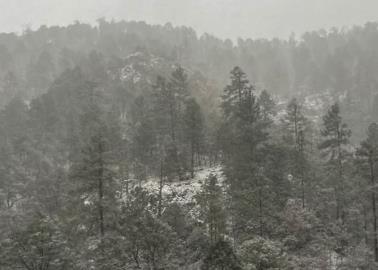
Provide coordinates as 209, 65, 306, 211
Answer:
1, 0, 378, 39
2, 1, 378, 269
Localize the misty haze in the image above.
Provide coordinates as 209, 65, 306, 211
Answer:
1, 1, 378, 269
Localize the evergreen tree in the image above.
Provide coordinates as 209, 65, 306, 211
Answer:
196, 174, 226, 244
258, 90, 276, 124
356, 123, 378, 262
372, 94, 378, 122
27, 50, 55, 91
319, 102, 351, 222
220, 66, 269, 242
1, 71, 19, 106
201, 239, 242, 270
184, 97, 204, 178
282, 98, 309, 207
153, 75, 181, 180
69, 96, 119, 243
282, 98, 306, 149
129, 95, 156, 181
0, 215, 74, 270
114, 187, 182, 269
170, 65, 189, 105
238, 236, 288, 270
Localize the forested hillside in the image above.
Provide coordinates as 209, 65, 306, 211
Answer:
2, 20, 378, 139
1, 20, 378, 269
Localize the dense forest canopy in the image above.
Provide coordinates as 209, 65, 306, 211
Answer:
1, 20, 378, 97
1, 19, 378, 269
1, 20, 378, 139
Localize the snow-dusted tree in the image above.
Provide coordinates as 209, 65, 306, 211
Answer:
196, 174, 226, 244
238, 236, 288, 270
201, 239, 242, 270
184, 97, 204, 178
356, 123, 378, 262
282, 98, 309, 208
319, 102, 351, 222
220, 66, 269, 242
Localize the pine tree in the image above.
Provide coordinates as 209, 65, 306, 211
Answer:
220, 67, 269, 242
0, 97, 30, 210
201, 239, 242, 270
129, 95, 156, 181
282, 98, 308, 207
0, 214, 74, 270
153, 76, 181, 180
1, 71, 19, 106
239, 236, 288, 270
69, 96, 119, 242
319, 102, 351, 222
282, 98, 306, 149
170, 65, 189, 104
196, 174, 226, 244
258, 90, 276, 124
356, 123, 378, 262
184, 98, 204, 178
372, 95, 378, 122
114, 187, 182, 269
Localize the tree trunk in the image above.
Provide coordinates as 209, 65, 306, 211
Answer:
301, 177, 305, 209
369, 157, 378, 262
259, 186, 263, 237
257, 171, 263, 237
336, 126, 345, 223
294, 106, 298, 149
158, 160, 164, 217
299, 135, 305, 209
98, 140, 105, 239
98, 176, 104, 238
190, 140, 194, 178
362, 201, 369, 247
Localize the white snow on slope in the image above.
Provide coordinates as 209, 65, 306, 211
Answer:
143, 166, 223, 205
123, 166, 223, 219
121, 64, 142, 83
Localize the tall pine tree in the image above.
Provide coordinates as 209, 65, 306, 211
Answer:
319, 102, 351, 222
356, 123, 378, 261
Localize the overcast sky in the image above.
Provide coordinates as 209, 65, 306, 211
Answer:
0, 0, 378, 40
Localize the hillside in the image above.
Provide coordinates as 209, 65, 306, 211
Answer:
1, 19, 378, 269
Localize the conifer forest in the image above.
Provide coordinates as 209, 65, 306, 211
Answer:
2, 1, 378, 269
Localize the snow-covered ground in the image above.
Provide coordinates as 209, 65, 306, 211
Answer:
124, 166, 224, 219
143, 166, 223, 204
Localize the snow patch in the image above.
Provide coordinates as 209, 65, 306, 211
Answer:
120, 64, 142, 83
